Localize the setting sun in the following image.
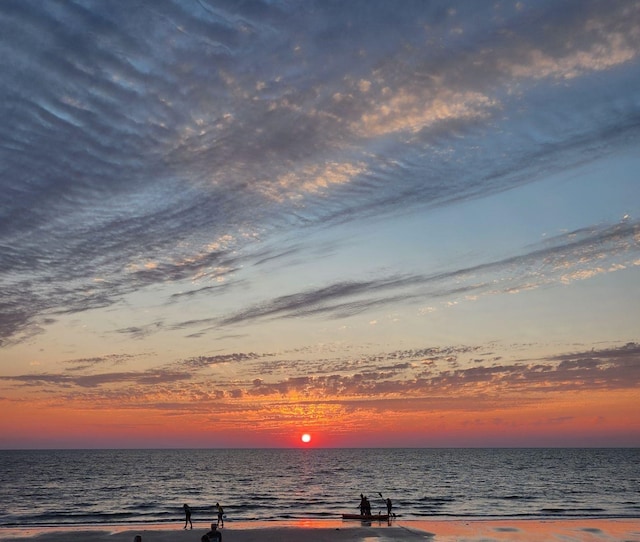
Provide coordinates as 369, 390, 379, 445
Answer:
301, 433, 311, 443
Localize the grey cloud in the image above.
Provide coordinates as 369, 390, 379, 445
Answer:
548, 342, 640, 363
181, 352, 262, 371
115, 323, 165, 340
0, 369, 191, 389
168, 279, 238, 302
63, 353, 135, 372
2, 1, 640, 345
218, 277, 422, 326
206, 220, 640, 329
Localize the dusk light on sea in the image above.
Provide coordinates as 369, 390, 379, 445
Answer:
1, 449, 639, 527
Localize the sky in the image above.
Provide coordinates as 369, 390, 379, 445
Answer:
1, 0, 639, 449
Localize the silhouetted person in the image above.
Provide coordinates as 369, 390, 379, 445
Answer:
386, 497, 392, 516
216, 502, 224, 527
205, 523, 222, 541
358, 494, 366, 515
183, 503, 193, 529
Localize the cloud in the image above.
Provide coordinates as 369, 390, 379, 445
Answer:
500, 4, 640, 80
0, 369, 192, 389
232, 342, 640, 400
63, 354, 137, 372
1, 0, 640, 347
196, 219, 640, 330
2, 342, 637, 410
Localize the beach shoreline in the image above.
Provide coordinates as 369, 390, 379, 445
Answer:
1, 518, 639, 542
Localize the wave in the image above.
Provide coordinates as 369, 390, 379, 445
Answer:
1, 449, 638, 527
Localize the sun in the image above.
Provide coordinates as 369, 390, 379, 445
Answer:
301, 433, 311, 444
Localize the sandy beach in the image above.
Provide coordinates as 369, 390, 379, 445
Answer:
1, 519, 639, 542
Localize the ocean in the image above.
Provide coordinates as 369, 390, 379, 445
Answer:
0, 448, 638, 527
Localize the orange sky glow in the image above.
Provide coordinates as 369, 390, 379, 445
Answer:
2, 373, 638, 448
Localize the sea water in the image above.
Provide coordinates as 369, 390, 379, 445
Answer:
0, 448, 638, 527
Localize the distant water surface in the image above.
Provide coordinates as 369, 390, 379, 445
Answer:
0, 448, 638, 527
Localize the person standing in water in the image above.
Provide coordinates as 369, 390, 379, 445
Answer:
183, 503, 193, 529
358, 494, 366, 515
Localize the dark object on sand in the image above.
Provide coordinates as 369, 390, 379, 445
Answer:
341, 513, 389, 521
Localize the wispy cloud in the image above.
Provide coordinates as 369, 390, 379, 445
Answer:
194, 219, 639, 330
2, 1, 640, 350
0, 369, 192, 389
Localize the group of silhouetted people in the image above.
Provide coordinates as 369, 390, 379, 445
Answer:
132, 493, 394, 542
183, 502, 224, 529
133, 501, 225, 541
179, 502, 224, 541
358, 493, 372, 515
358, 493, 393, 517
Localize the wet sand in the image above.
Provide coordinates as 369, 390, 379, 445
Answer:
0, 519, 638, 542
